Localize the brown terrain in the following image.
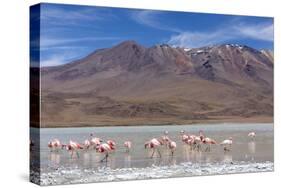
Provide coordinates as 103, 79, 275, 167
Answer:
36, 41, 273, 127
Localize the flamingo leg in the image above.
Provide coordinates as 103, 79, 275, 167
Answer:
100, 153, 109, 162
157, 148, 162, 158
151, 149, 155, 158
196, 144, 200, 151
71, 151, 74, 158
205, 145, 208, 152
105, 153, 109, 162
224, 146, 230, 152
205, 145, 211, 152
76, 151, 79, 158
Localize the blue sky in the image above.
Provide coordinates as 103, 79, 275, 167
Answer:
36, 3, 273, 67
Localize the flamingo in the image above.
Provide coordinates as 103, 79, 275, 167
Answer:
48, 139, 62, 152
181, 132, 196, 150
84, 139, 91, 149
88, 133, 103, 149
90, 137, 102, 149
199, 130, 205, 141
161, 131, 170, 148
161, 136, 177, 156
124, 141, 132, 152
96, 140, 116, 162
186, 133, 201, 151
193, 130, 205, 151
180, 131, 190, 142
180, 130, 189, 143
107, 140, 116, 149
193, 136, 202, 151
248, 132, 256, 140
182, 134, 190, 143
167, 140, 177, 156
65, 140, 83, 158
191, 130, 207, 151
202, 137, 217, 152
185, 137, 195, 146
220, 137, 233, 152
145, 138, 163, 158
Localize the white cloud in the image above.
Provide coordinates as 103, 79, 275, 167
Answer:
40, 55, 65, 67
40, 52, 82, 67
168, 23, 273, 48
40, 36, 121, 50
132, 10, 273, 48
132, 10, 181, 33
40, 48, 86, 67
40, 6, 117, 27
168, 30, 233, 48
233, 23, 273, 42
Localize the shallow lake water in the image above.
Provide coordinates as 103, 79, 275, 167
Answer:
30, 123, 274, 185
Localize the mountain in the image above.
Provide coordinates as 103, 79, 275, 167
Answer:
39, 41, 273, 127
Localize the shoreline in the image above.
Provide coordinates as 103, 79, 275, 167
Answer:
31, 161, 274, 185
32, 116, 273, 128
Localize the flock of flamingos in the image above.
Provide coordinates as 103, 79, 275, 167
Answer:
32, 130, 257, 162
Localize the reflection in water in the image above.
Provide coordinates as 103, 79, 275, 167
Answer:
246, 141, 256, 161
248, 142, 256, 154
49, 152, 61, 164
124, 154, 131, 168
222, 153, 233, 163
83, 152, 91, 167
203, 153, 212, 163
168, 156, 177, 166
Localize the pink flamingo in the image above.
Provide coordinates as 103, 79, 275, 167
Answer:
180, 131, 196, 150
90, 137, 102, 149
96, 140, 116, 162
199, 130, 205, 141
190, 130, 206, 151
185, 133, 201, 151
185, 137, 194, 146
107, 140, 116, 148
167, 140, 177, 156
180, 130, 190, 143
64, 140, 83, 158
48, 139, 62, 152
220, 137, 233, 152
202, 137, 217, 151
161, 130, 170, 148
124, 141, 132, 152
88, 133, 103, 149
193, 136, 202, 151
248, 132, 256, 140
84, 139, 91, 149
162, 136, 177, 156
144, 138, 163, 158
